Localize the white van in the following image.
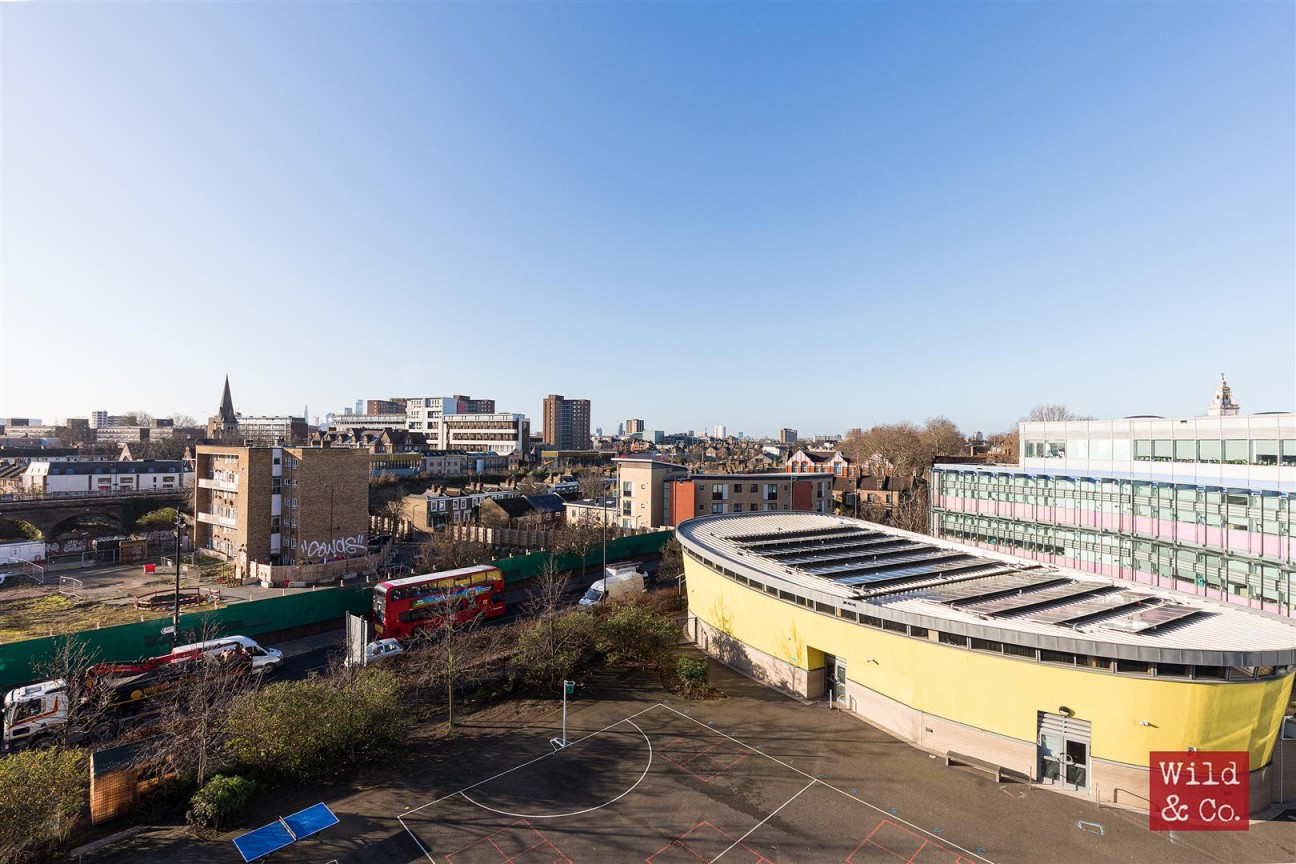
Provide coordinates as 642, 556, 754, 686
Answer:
579, 566, 646, 607
171, 636, 284, 673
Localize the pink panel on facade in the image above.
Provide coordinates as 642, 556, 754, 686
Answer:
1100, 513, 1119, 531
1054, 508, 1077, 526
1205, 527, 1224, 548
1225, 529, 1253, 555
1133, 570, 1156, 585
1133, 516, 1153, 535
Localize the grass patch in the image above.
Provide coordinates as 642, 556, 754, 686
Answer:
0, 593, 167, 643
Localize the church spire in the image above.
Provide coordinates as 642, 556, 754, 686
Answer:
218, 376, 237, 424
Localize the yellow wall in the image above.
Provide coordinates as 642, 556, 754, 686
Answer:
685, 556, 1294, 768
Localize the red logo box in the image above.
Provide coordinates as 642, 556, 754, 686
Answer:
1149, 751, 1249, 831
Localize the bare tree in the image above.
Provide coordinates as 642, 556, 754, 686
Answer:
168, 413, 198, 427
921, 416, 965, 460
418, 534, 491, 572
1023, 404, 1091, 422
512, 558, 595, 688
551, 521, 602, 567
120, 410, 153, 426
31, 635, 107, 748
657, 536, 684, 583
575, 470, 607, 502
153, 621, 254, 786
406, 590, 492, 730
891, 482, 931, 534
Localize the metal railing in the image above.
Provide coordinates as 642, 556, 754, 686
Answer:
0, 487, 190, 504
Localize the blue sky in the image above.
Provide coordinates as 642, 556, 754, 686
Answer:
2, 2, 1292, 437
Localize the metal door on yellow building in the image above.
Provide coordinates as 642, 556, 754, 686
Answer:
1038, 712, 1091, 792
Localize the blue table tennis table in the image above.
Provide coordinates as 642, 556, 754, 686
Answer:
233, 802, 339, 862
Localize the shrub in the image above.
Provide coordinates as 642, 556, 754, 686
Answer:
676, 656, 710, 695
134, 507, 180, 531
187, 774, 256, 830
595, 605, 679, 671
512, 611, 597, 689
0, 746, 87, 862
225, 670, 408, 781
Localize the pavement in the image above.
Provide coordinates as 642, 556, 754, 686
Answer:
85, 660, 1296, 864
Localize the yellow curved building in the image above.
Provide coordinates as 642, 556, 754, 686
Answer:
678, 513, 1296, 810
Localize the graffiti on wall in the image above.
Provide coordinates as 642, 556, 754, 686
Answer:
298, 534, 368, 561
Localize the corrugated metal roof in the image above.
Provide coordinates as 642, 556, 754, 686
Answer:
680, 512, 1296, 658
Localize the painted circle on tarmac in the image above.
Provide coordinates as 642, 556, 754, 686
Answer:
458, 719, 654, 819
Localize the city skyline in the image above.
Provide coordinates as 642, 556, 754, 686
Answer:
3, 3, 1292, 435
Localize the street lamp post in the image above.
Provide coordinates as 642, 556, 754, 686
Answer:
172, 513, 186, 646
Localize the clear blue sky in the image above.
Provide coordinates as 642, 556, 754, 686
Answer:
3, 2, 1292, 437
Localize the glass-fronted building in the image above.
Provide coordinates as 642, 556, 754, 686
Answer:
931, 385, 1296, 617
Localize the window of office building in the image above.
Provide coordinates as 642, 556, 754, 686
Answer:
1153, 440, 1173, 462
1174, 439, 1195, 462
1252, 440, 1279, 466
1134, 440, 1152, 461
1223, 439, 1248, 465
1198, 439, 1222, 463
1283, 440, 1296, 467
1045, 441, 1066, 458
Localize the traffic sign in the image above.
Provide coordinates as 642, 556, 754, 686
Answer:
161, 625, 175, 635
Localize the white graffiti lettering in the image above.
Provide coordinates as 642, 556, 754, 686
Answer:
298, 534, 367, 560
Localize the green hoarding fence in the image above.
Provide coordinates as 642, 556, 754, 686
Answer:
0, 586, 374, 694
0, 529, 672, 693
494, 529, 671, 584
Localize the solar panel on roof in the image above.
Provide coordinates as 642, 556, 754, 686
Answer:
860, 564, 1031, 599
733, 528, 868, 547
807, 550, 966, 577
1021, 590, 1154, 626
1102, 603, 1202, 633
920, 571, 1064, 604
766, 536, 910, 561
967, 581, 1107, 616
842, 558, 993, 588
790, 544, 931, 570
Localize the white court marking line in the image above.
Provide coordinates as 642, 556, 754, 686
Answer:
458, 719, 653, 819
403, 703, 660, 816
711, 778, 818, 862
398, 704, 663, 861
656, 703, 996, 864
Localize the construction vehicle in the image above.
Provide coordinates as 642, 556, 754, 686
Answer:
3, 644, 253, 751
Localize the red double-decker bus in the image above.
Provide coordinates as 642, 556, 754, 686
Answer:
373, 564, 506, 640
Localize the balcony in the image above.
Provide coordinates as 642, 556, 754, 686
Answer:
198, 477, 239, 492
196, 511, 238, 529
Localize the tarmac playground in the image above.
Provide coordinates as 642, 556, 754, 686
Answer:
398, 702, 988, 864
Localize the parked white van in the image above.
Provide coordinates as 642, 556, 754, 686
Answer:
578, 565, 646, 607
171, 636, 284, 672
